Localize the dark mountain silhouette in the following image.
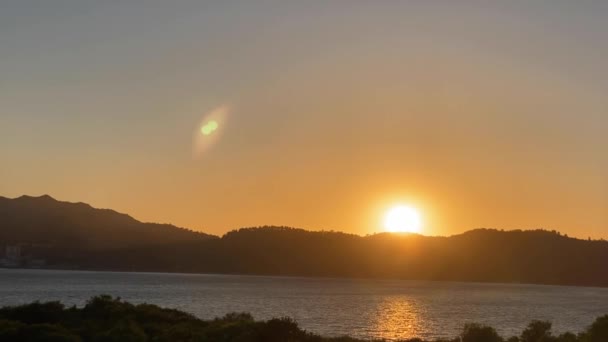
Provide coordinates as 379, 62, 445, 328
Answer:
98, 227, 608, 287
0, 195, 215, 249
1, 195, 607, 288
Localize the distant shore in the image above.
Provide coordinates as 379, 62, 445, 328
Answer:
3, 266, 608, 290
4, 195, 608, 289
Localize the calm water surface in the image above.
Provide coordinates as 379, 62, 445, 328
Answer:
1, 269, 607, 340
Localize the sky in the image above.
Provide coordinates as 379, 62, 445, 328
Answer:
1, 1, 607, 238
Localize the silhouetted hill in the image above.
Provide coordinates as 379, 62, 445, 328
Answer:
2, 196, 608, 287
0, 195, 215, 250
79, 226, 608, 287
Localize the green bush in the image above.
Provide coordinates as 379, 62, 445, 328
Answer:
461, 323, 503, 342
520, 321, 553, 342
92, 320, 146, 342
0, 319, 23, 341
19, 324, 82, 342
585, 315, 608, 342
555, 332, 578, 342
0, 321, 81, 342
0, 301, 66, 325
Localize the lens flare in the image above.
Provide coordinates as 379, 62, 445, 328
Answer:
193, 106, 229, 159
201, 120, 219, 136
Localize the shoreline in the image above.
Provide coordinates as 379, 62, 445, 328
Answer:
2, 266, 607, 290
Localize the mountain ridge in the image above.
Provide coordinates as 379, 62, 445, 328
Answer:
1, 195, 607, 288
0, 194, 216, 250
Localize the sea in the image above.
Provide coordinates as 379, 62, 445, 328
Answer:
1, 269, 607, 341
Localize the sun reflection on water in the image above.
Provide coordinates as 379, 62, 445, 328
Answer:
371, 297, 425, 341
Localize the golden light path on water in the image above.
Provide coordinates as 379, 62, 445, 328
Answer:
193, 106, 229, 159
371, 297, 426, 341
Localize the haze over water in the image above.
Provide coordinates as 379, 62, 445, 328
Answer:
2, 269, 608, 341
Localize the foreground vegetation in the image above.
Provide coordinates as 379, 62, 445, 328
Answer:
0, 296, 607, 342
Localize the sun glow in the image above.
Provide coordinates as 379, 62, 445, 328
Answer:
383, 205, 422, 233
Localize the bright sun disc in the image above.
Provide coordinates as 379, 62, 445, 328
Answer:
384, 205, 422, 233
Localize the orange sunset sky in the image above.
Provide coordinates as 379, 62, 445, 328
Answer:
1, 1, 607, 238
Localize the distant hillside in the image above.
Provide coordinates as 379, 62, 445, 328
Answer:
1, 196, 607, 288
0, 195, 215, 249
91, 227, 608, 287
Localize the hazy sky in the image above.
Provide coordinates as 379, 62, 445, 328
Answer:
1, 1, 607, 238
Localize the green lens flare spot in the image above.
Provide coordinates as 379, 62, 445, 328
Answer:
201, 120, 219, 136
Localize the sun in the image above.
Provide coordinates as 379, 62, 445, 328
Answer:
383, 205, 422, 233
